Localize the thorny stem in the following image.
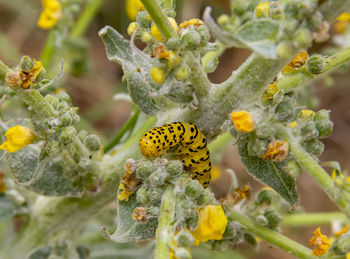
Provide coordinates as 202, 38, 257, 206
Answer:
277, 126, 350, 217
282, 212, 348, 226
70, 0, 106, 38
155, 184, 175, 259
141, 0, 178, 40
277, 47, 350, 92
103, 108, 141, 153
228, 210, 318, 259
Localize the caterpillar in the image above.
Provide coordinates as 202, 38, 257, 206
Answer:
139, 122, 211, 188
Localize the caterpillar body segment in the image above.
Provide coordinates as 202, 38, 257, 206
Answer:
139, 122, 212, 187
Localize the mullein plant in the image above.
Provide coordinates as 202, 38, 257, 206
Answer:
1, 0, 350, 258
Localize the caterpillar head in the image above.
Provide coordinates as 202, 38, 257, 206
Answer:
139, 135, 158, 158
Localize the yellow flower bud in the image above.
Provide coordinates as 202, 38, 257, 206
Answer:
127, 22, 138, 36
298, 109, 315, 120
262, 140, 288, 162
337, 12, 350, 22
37, 0, 62, 29
262, 82, 278, 104
191, 205, 228, 244
231, 110, 255, 133
309, 227, 330, 256
150, 67, 166, 84
255, 2, 270, 18
288, 121, 297, 128
125, 0, 145, 21
282, 51, 309, 74
151, 17, 178, 42
179, 18, 204, 29
0, 126, 35, 152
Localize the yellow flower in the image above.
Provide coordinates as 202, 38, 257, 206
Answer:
151, 17, 178, 42
231, 110, 254, 133
20, 59, 43, 89
37, 0, 62, 29
309, 227, 330, 256
179, 18, 204, 29
335, 226, 350, 237
288, 121, 297, 128
191, 205, 228, 244
127, 22, 138, 36
298, 109, 315, 120
337, 13, 350, 22
262, 140, 288, 162
150, 67, 166, 84
126, 0, 144, 21
152, 45, 182, 68
0, 126, 35, 152
282, 51, 308, 74
255, 2, 270, 18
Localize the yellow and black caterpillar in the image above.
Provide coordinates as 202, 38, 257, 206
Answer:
139, 122, 211, 188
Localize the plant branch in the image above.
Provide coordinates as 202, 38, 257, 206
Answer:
155, 184, 175, 259
277, 47, 350, 92
282, 212, 348, 226
103, 108, 140, 153
70, 0, 106, 38
40, 30, 56, 69
141, 0, 178, 40
276, 126, 350, 217
228, 209, 317, 259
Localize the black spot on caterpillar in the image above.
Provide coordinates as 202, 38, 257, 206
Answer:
139, 122, 211, 188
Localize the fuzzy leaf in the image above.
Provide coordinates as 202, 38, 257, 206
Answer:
27, 246, 52, 259
109, 194, 157, 242
234, 19, 279, 59
98, 26, 134, 68
6, 145, 83, 197
0, 194, 18, 221
238, 141, 299, 205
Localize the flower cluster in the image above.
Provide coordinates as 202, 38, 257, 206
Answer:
37, 0, 62, 29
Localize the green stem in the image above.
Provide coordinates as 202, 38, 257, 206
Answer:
155, 184, 175, 259
70, 0, 105, 38
103, 108, 141, 153
228, 210, 317, 259
277, 48, 350, 92
282, 212, 348, 226
141, 0, 178, 40
277, 126, 350, 217
40, 30, 56, 69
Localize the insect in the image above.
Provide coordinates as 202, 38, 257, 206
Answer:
139, 122, 211, 188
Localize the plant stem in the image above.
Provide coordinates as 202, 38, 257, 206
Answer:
228, 210, 317, 259
141, 0, 178, 40
277, 126, 350, 217
282, 212, 348, 226
103, 108, 140, 153
71, 0, 105, 38
277, 47, 350, 92
155, 184, 175, 259
40, 30, 56, 69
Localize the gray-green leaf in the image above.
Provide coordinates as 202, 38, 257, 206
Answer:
238, 141, 299, 205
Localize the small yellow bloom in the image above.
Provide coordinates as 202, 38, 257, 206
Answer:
335, 21, 348, 34
0, 126, 35, 152
288, 121, 297, 128
335, 226, 350, 237
262, 82, 278, 104
231, 110, 255, 133
151, 17, 178, 42
20, 60, 43, 89
132, 207, 149, 223
150, 67, 166, 84
256, 2, 270, 18
152, 45, 182, 68
298, 109, 315, 120
179, 18, 204, 29
127, 22, 138, 36
126, 0, 145, 21
191, 205, 228, 244
282, 51, 308, 74
37, 0, 62, 29
262, 140, 288, 162
309, 227, 330, 256
337, 13, 350, 22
